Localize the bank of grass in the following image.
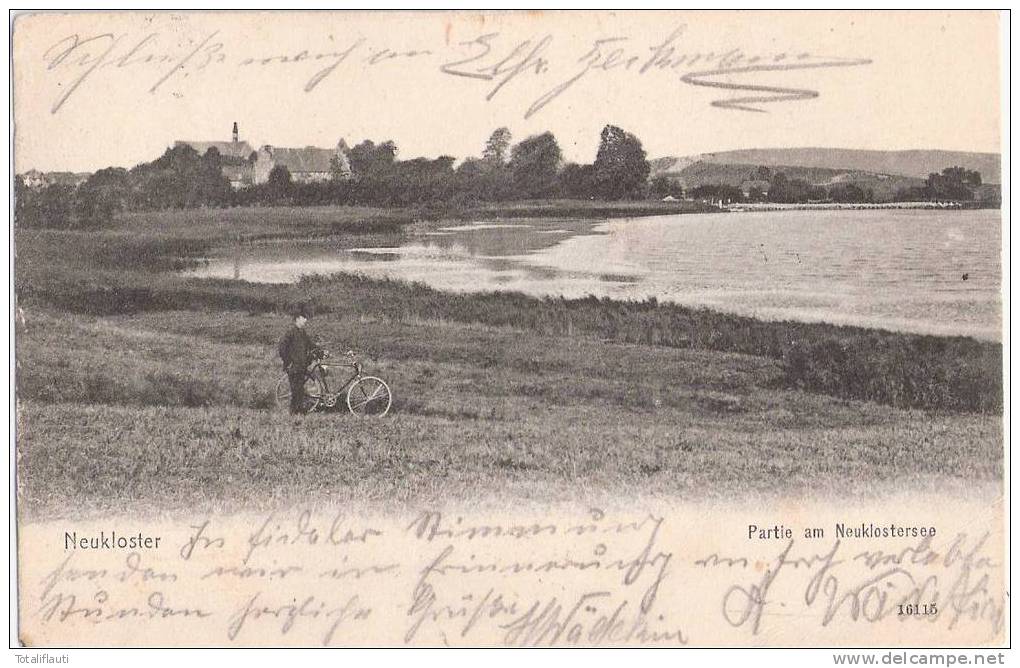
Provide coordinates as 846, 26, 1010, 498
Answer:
16, 309, 1002, 515
109, 205, 417, 240
105, 200, 713, 240
14, 203, 1004, 513
19, 399, 1000, 516
16, 223, 1002, 413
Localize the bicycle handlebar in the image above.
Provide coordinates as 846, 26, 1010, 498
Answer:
313, 349, 355, 359
312, 350, 359, 368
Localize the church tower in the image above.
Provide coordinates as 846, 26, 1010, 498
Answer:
232, 122, 239, 143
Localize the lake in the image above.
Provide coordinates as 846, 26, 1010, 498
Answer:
187, 208, 1003, 340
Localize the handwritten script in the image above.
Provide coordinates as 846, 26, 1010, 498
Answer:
19, 504, 1005, 647
35, 24, 871, 116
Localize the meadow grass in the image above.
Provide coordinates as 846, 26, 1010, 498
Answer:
110, 205, 416, 240
17, 309, 1001, 516
17, 225, 1002, 412
104, 200, 711, 240
13, 204, 1004, 513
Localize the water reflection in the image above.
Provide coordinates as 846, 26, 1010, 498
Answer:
418, 218, 589, 256
186, 210, 1002, 340
599, 273, 641, 283
348, 250, 401, 262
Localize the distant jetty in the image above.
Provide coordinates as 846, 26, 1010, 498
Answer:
725, 201, 966, 212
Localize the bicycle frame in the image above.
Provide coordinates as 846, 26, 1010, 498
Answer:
308, 359, 359, 406
277, 353, 390, 416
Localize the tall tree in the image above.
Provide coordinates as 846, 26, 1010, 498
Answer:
828, 183, 869, 203
266, 165, 293, 202
649, 175, 683, 200
926, 166, 982, 200
508, 132, 562, 199
349, 140, 398, 176
13, 176, 28, 226
767, 172, 825, 203
131, 144, 207, 209
15, 180, 75, 229
76, 167, 130, 225
198, 148, 232, 205
557, 163, 595, 199
592, 125, 650, 200
482, 127, 512, 166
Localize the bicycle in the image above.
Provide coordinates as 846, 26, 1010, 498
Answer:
275, 350, 392, 416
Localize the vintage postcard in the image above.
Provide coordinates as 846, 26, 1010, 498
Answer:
11, 10, 1007, 648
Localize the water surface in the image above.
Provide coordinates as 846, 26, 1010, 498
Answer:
188, 209, 1002, 340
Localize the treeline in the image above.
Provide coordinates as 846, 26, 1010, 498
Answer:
685, 165, 989, 205
15, 146, 234, 229
15, 125, 654, 229
684, 175, 877, 204
675, 165, 875, 205
17, 130, 995, 229
893, 167, 986, 202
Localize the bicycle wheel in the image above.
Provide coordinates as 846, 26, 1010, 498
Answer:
275, 374, 324, 413
346, 376, 392, 417
274, 376, 290, 408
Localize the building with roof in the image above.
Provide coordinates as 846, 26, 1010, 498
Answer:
173, 124, 355, 188
19, 169, 90, 190
173, 139, 256, 162
740, 179, 771, 198
174, 122, 256, 162
253, 140, 353, 184
174, 122, 256, 189
221, 164, 255, 190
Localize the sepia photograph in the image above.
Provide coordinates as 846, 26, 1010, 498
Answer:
9, 9, 1008, 651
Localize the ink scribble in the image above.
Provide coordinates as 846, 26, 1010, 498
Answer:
680, 57, 874, 112
35, 25, 872, 119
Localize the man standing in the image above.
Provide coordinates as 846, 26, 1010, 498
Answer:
278, 304, 319, 414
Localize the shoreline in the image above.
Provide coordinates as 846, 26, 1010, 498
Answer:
178, 206, 1001, 344
13, 204, 1003, 511
188, 263, 1002, 344
14, 204, 1004, 413
725, 200, 1000, 212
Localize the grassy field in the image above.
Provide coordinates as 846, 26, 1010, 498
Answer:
110, 205, 416, 240
105, 200, 714, 240
14, 205, 1004, 516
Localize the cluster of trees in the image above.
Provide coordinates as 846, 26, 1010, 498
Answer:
766, 173, 834, 203
317, 125, 648, 205
15, 125, 654, 228
14, 180, 76, 230
687, 165, 986, 205
15, 145, 235, 228
17, 129, 992, 230
893, 167, 984, 202
682, 170, 874, 205
687, 184, 745, 202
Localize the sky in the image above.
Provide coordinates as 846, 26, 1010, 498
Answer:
12, 10, 1004, 173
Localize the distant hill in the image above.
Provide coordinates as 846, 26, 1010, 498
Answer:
653, 148, 1001, 184
652, 160, 925, 201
